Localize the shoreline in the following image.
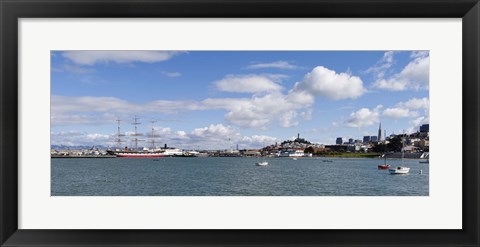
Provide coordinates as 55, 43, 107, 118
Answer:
51, 154, 428, 160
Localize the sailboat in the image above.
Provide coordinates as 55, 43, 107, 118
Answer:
378, 142, 390, 169
389, 131, 410, 174
377, 153, 390, 169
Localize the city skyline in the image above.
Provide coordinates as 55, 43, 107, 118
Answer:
51, 51, 429, 149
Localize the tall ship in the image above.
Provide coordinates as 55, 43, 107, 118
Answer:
107, 116, 165, 158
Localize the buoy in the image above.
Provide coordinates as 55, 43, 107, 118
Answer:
420, 170, 423, 174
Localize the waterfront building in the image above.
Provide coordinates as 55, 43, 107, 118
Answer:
336, 137, 343, 145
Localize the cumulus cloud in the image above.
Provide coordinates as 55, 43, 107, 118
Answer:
177, 125, 279, 150
51, 93, 313, 129
346, 105, 383, 127
62, 51, 184, 66
397, 97, 429, 110
157, 124, 277, 149
383, 108, 418, 118
380, 97, 429, 120
223, 92, 313, 129
292, 66, 366, 100
213, 74, 284, 93
373, 51, 429, 91
246, 61, 298, 70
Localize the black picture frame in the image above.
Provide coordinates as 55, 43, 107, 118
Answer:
1, 0, 479, 246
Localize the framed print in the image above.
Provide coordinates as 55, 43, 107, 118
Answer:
1, 0, 479, 246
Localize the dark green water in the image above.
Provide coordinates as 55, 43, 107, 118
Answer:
51, 157, 429, 196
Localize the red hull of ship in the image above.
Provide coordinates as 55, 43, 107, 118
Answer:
378, 165, 390, 169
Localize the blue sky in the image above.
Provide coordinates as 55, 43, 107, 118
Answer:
51, 51, 429, 149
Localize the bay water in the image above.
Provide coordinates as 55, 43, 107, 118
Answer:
51, 157, 429, 196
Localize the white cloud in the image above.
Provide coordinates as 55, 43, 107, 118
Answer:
410, 116, 429, 127
383, 108, 417, 118
52, 64, 96, 74
191, 124, 237, 138
213, 74, 284, 93
62, 51, 184, 66
167, 124, 278, 149
51, 92, 313, 129
380, 97, 428, 120
346, 105, 382, 127
51, 131, 113, 146
365, 51, 395, 79
174, 124, 279, 150
161, 71, 181, 77
223, 92, 313, 129
51, 113, 117, 126
411, 51, 429, 59
397, 97, 429, 110
51, 95, 203, 118
292, 66, 366, 100
373, 52, 429, 91
246, 61, 298, 70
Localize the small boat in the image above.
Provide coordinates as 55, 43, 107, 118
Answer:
322, 160, 333, 163
378, 144, 390, 169
292, 158, 297, 160
419, 159, 429, 164
389, 166, 410, 174
389, 131, 409, 175
256, 161, 269, 166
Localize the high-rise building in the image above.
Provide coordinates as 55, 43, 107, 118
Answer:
378, 123, 382, 142
420, 124, 429, 133
363, 136, 371, 143
371, 136, 378, 142
336, 137, 343, 145
348, 138, 354, 144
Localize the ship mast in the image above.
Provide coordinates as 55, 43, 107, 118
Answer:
149, 120, 157, 149
115, 119, 125, 150
131, 116, 143, 151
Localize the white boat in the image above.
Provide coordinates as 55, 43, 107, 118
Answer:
292, 158, 297, 160
389, 130, 410, 175
256, 161, 269, 166
389, 166, 410, 174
